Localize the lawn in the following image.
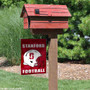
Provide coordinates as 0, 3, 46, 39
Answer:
0, 70, 90, 90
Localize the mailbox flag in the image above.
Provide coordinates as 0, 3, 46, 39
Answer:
21, 39, 46, 75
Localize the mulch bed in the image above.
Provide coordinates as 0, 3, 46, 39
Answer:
0, 57, 90, 80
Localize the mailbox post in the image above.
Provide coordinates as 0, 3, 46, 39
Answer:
21, 4, 71, 90
48, 34, 58, 90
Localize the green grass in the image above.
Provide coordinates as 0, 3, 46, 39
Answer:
0, 70, 90, 90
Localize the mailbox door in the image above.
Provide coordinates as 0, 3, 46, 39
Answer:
29, 17, 68, 29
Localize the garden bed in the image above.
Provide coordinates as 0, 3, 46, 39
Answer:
0, 57, 90, 80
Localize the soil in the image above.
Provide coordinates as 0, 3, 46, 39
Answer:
0, 57, 90, 80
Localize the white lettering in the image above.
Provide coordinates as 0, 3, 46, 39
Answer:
22, 44, 45, 48
23, 69, 45, 74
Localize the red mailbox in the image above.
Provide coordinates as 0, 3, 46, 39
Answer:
20, 4, 71, 35
20, 4, 71, 90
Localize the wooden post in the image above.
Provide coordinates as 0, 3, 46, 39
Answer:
48, 34, 58, 90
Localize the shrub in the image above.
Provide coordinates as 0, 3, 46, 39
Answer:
0, 0, 26, 8
78, 15, 90, 63
0, 8, 33, 65
58, 32, 86, 60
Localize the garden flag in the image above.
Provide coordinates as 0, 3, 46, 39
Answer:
21, 39, 46, 75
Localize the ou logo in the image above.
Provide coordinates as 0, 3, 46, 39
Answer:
23, 50, 41, 67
